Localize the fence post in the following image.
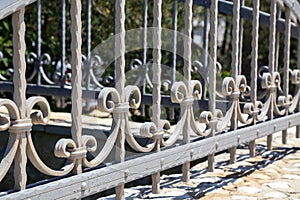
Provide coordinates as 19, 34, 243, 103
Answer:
114, 0, 126, 199
181, 0, 193, 182
282, 7, 291, 144
229, 0, 240, 164
70, 0, 83, 174
207, 0, 218, 172
12, 7, 27, 190
267, 0, 277, 150
249, 0, 260, 157
297, 25, 300, 139
151, 0, 162, 194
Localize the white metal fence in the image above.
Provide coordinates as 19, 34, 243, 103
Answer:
0, 0, 300, 199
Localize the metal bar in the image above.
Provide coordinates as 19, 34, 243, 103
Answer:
187, 0, 299, 38
5, 112, 300, 199
36, 0, 42, 85
152, 0, 162, 194
209, 0, 217, 120
282, 7, 291, 145
238, 0, 244, 74
249, 0, 260, 157
201, 8, 209, 100
171, 0, 178, 85
142, 0, 148, 65
275, 7, 281, 71
231, 0, 240, 81
229, 0, 240, 164
61, 0, 66, 87
170, 0, 178, 119
251, 0, 259, 116
297, 24, 300, 139
207, 0, 218, 172
86, 0, 91, 57
70, 0, 83, 174
12, 7, 27, 191
114, 0, 126, 198
181, 0, 193, 183
152, 0, 162, 126
283, 8, 291, 100
267, 0, 277, 150
140, 0, 148, 117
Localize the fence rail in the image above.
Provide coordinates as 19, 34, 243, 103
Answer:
0, 0, 300, 199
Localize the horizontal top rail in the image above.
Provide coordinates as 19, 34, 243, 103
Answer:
0, 0, 36, 20
185, 0, 300, 38
282, 0, 300, 22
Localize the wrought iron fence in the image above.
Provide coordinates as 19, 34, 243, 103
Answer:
0, 0, 300, 199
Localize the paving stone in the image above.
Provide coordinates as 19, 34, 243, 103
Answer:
282, 174, 300, 180
293, 163, 300, 167
201, 190, 231, 199
281, 167, 299, 172
237, 186, 262, 194
191, 177, 221, 184
249, 173, 271, 180
231, 195, 258, 200
147, 188, 191, 199
265, 181, 290, 189
264, 191, 287, 198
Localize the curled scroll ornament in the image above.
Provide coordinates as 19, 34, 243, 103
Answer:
255, 72, 286, 121
80, 85, 170, 168
0, 96, 76, 181
170, 79, 218, 139
26, 52, 54, 84
82, 54, 114, 89
217, 75, 254, 131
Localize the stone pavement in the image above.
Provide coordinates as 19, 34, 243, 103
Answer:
101, 128, 300, 200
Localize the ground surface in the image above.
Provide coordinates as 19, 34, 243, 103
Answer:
101, 128, 300, 200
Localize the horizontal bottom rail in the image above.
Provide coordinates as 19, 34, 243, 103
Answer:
2, 112, 300, 199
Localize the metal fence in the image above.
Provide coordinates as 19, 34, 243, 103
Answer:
0, 0, 300, 199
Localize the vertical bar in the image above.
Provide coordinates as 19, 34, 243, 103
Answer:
207, 0, 218, 172
36, 0, 42, 85
267, 0, 277, 150
140, 0, 148, 117
202, 8, 209, 100
142, 0, 148, 66
115, 0, 126, 198
297, 24, 300, 139
238, 0, 244, 74
170, 0, 177, 119
171, 0, 178, 88
269, 0, 277, 77
84, 0, 92, 111
59, 0, 66, 108
229, 0, 240, 164
152, 0, 162, 194
61, 0, 66, 87
275, 7, 282, 72
183, 0, 192, 94
152, 0, 162, 127
12, 8, 27, 190
181, 0, 193, 182
249, 0, 260, 157
231, 0, 240, 81
70, 0, 83, 174
282, 7, 291, 145
115, 0, 126, 100
86, 0, 91, 57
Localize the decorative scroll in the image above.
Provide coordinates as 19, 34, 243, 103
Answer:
0, 96, 75, 181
